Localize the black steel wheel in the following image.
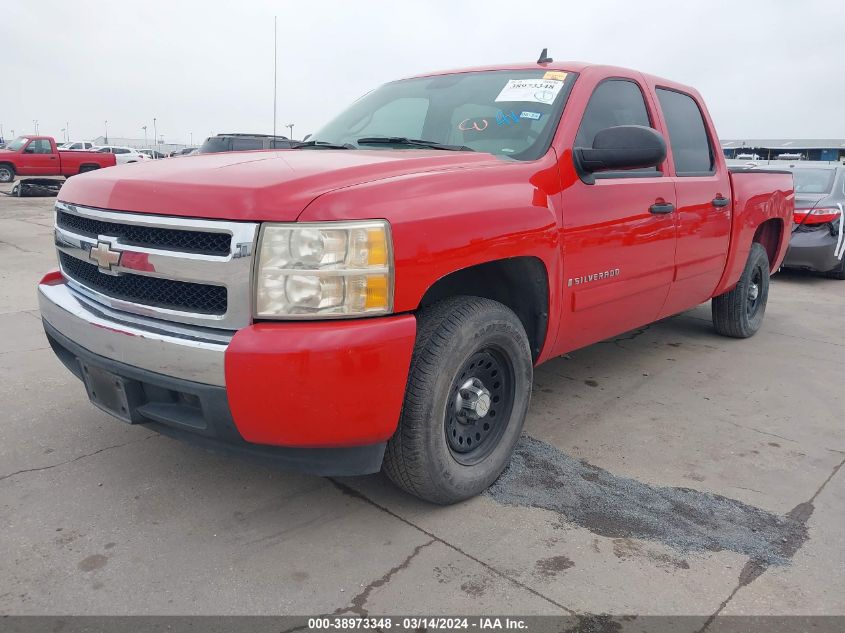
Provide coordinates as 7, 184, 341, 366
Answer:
712, 242, 770, 338
746, 265, 764, 319
445, 347, 515, 465
383, 296, 533, 504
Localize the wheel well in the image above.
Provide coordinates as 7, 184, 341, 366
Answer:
0, 162, 14, 171
753, 219, 783, 271
79, 164, 100, 173
418, 257, 549, 361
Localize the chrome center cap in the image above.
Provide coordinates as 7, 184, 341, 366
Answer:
456, 378, 492, 421
749, 283, 759, 301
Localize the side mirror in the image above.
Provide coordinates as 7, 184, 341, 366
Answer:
574, 125, 666, 182
24, 146, 36, 154
303, 134, 312, 141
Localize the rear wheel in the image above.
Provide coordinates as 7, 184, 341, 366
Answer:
0, 164, 15, 183
712, 242, 770, 338
383, 296, 533, 504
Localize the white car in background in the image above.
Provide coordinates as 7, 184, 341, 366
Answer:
92, 145, 149, 164
58, 141, 95, 151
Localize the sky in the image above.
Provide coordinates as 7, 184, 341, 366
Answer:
3, 0, 844, 146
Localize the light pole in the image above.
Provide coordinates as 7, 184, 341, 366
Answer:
33, 120, 39, 134
61, 128, 67, 143
66, 121, 70, 142
142, 125, 148, 148
153, 118, 158, 155
104, 120, 109, 144
190, 132, 193, 147
285, 123, 294, 140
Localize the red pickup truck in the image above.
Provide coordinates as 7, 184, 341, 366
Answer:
38, 61, 793, 503
0, 136, 116, 183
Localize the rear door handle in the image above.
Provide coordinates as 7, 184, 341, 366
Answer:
712, 196, 730, 208
649, 202, 675, 214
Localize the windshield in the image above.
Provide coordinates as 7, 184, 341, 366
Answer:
6, 137, 29, 151
310, 69, 576, 160
793, 168, 835, 194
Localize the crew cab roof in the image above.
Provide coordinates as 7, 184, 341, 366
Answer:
402, 61, 699, 97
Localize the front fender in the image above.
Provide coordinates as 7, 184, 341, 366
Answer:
298, 155, 564, 359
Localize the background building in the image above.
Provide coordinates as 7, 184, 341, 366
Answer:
722, 139, 845, 162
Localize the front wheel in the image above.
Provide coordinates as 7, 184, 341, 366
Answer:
0, 164, 15, 183
383, 296, 533, 504
712, 242, 770, 338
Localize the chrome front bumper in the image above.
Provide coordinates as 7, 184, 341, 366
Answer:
38, 282, 231, 386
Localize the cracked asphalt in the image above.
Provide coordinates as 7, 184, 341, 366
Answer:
1, 185, 843, 624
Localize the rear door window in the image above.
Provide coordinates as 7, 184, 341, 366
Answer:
656, 88, 715, 176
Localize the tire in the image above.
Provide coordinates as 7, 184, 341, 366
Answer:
825, 258, 845, 280
0, 164, 15, 183
712, 242, 770, 338
383, 296, 533, 504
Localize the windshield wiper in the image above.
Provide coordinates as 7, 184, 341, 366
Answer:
291, 140, 355, 150
356, 137, 474, 152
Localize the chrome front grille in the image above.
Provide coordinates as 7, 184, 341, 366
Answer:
56, 210, 233, 255
58, 252, 229, 314
54, 201, 259, 330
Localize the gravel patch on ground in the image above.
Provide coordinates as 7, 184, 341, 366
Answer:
487, 436, 808, 566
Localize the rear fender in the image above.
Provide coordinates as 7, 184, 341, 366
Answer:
713, 171, 793, 296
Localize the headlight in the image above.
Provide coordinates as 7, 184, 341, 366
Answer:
254, 220, 393, 318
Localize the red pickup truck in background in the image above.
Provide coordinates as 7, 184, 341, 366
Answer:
38, 61, 793, 503
0, 136, 116, 183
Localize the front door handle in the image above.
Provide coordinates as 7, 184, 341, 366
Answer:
649, 202, 675, 214
712, 196, 730, 208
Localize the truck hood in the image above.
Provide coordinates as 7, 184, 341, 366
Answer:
57, 149, 502, 221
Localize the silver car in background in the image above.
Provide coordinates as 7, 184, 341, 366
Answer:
781, 164, 845, 279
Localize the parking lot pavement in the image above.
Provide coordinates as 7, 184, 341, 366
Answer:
0, 188, 843, 619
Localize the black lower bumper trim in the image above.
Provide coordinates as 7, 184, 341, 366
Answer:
783, 228, 842, 273
43, 320, 386, 476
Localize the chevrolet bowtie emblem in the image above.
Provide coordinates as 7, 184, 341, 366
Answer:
89, 241, 122, 271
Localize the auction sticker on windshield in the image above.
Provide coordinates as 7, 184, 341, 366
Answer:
495, 78, 565, 104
